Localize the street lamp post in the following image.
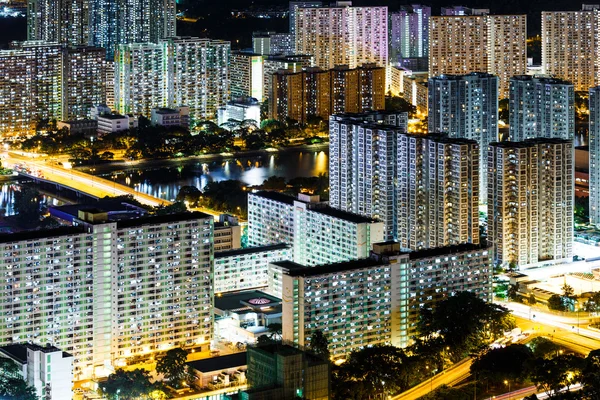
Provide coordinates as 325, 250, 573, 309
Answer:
504, 380, 511, 400
116, 388, 120, 400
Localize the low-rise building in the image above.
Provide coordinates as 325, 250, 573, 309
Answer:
97, 113, 138, 134
240, 344, 330, 400
217, 97, 262, 127
57, 119, 98, 137
150, 106, 190, 129
188, 352, 247, 390
214, 290, 282, 345
214, 214, 242, 252
215, 244, 291, 294
0, 343, 73, 400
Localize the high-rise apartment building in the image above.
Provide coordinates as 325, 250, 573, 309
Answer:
115, 37, 230, 123
590, 86, 600, 225
289, 1, 323, 37
488, 139, 574, 268
329, 112, 409, 240
230, 52, 264, 102
295, 3, 388, 69
27, 0, 89, 45
263, 54, 312, 102
248, 192, 384, 266
273, 241, 492, 353
253, 32, 295, 56
429, 13, 526, 98
428, 73, 498, 203
509, 75, 574, 141
63, 46, 106, 120
0, 41, 65, 135
397, 134, 480, 250
28, 0, 176, 59
542, 6, 600, 92
0, 207, 213, 380
389, 5, 431, 66
214, 244, 291, 294
270, 64, 385, 123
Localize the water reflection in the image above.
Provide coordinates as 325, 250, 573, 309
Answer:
99, 151, 329, 201
0, 183, 62, 216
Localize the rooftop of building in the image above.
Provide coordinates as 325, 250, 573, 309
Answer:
116, 211, 212, 228
215, 243, 290, 259
98, 113, 128, 120
278, 258, 387, 277
431, 72, 496, 80
490, 138, 573, 148
511, 75, 573, 85
250, 191, 377, 224
0, 226, 85, 244
50, 199, 148, 220
215, 290, 282, 314
152, 108, 179, 114
407, 243, 490, 260
187, 352, 247, 373
0, 343, 72, 364
269, 260, 306, 271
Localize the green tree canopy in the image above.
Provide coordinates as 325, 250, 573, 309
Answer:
14, 185, 41, 225
0, 358, 37, 400
471, 344, 533, 385
99, 369, 158, 400
156, 348, 189, 388
307, 329, 330, 360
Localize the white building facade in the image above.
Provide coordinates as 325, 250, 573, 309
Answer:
590, 86, 600, 225
0, 211, 214, 380
428, 73, 498, 203
509, 75, 574, 142
247, 192, 384, 266
488, 139, 574, 268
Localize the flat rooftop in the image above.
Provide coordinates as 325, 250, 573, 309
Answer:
251, 191, 377, 224
116, 211, 212, 228
215, 290, 282, 314
98, 113, 128, 120
281, 258, 387, 277
0, 226, 84, 244
187, 352, 247, 373
215, 243, 290, 259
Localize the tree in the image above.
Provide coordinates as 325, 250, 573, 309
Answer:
153, 201, 188, 216
99, 369, 157, 400
581, 349, 600, 399
418, 292, 515, 361
176, 185, 202, 204
528, 355, 584, 398
0, 358, 37, 400
508, 283, 520, 301
14, 185, 41, 225
562, 284, 575, 299
548, 294, 566, 311
262, 176, 287, 191
332, 345, 416, 399
156, 348, 189, 388
308, 329, 330, 359
528, 337, 559, 360
529, 293, 537, 305
471, 344, 533, 386
267, 323, 282, 341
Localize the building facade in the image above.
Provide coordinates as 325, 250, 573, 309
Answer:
590, 87, 600, 225
27, 0, 176, 59
428, 73, 499, 203
488, 139, 574, 268
270, 64, 385, 123
295, 4, 388, 69
397, 134, 480, 251
230, 52, 264, 102
0, 344, 74, 400
329, 112, 409, 241
214, 244, 291, 294
541, 6, 600, 92
247, 192, 384, 266
509, 75, 574, 142
429, 13, 527, 98
63, 46, 106, 121
389, 5, 431, 65
275, 241, 492, 353
0, 210, 213, 380
115, 37, 230, 123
